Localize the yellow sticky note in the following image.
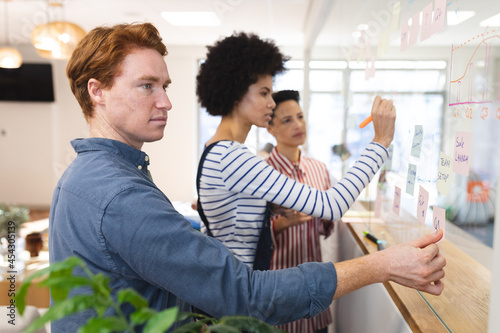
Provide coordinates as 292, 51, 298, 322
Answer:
437, 151, 452, 196
391, 2, 401, 31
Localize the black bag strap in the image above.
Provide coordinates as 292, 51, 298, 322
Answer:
252, 203, 273, 271
196, 140, 273, 271
196, 141, 222, 237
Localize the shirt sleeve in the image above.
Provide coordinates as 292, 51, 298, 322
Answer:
219, 142, 388, 222
101, 184, 336, 324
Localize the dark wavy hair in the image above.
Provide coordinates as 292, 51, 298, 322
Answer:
196, 32, 289, 116
269, 90, 300, 125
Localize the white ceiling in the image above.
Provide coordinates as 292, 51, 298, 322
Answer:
1, 0, 500, 53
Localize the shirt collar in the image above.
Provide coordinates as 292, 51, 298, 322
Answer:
71, 138, 151, 174
269, 147, 305, 177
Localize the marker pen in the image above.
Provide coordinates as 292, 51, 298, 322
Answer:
363, 231, 384, 250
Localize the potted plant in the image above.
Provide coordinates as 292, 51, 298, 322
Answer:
16, 256, 284, 333
0, 203, 30, 238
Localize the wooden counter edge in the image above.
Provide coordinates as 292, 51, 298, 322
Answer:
346, 223, 449, 333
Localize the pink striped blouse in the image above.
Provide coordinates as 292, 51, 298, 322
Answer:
267, 147, 333, 333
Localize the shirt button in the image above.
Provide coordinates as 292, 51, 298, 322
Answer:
138, 165, 143, 170
145, 156, 149, 162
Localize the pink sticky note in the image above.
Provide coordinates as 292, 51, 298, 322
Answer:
453, 131, 471, 176
432, 206, 446, 242
400, 19, 409, 52
364, 35, 372, 59
409, 11, 420, 47
432, 0, 446, 34
420, 2, 434, 42
365, 57, 375, 80
393, 186, 401, 215
417, 186, 429, 224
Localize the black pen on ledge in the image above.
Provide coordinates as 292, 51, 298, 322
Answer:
363, 231, 385, 251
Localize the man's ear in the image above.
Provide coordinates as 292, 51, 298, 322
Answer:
88, 79, 105, 105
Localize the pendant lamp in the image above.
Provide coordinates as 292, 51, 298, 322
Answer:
0, 0, 23, 69
31, 1, 86, 60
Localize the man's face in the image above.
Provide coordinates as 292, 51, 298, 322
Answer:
267, 99, 307, 148
98, 48, 172, 149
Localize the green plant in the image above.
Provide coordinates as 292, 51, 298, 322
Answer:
0, 203, 29, 237
15, 256, 284, 333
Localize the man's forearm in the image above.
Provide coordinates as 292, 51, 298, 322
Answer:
333, 251, 386, 300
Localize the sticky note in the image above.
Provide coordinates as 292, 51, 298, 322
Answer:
417, 186, 429, 224
400, 19, 409, 52
453, 131, 471, 176
409, 11, 420, 47
432, 206, 446, 242
437, 151, 452, 196
365, 58, 375, 80
377, 28, 391, 58
406, 163, 417, 196
432, 0, 446, 34
364, 36, 372, 59
391, 1, 401, 31
420, 2, 434, 42
411, 125, 424, 158
393, 186, 401, 215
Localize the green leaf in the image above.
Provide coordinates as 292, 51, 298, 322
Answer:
78, 316, 130, 333
117, 288, 149, 310
143, 307, 178, 333
91, 273, 112, 298
50, 257, 86, 302
176, 311, 210, 322
130, 307, 157, 326
38, 275, 94, 289
170, 319, 212, 333
15, 256, 84, 315
92, 293, 113, 317
24, 294, 96, 333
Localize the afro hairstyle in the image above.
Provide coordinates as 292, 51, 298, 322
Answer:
196, 32, 289, 116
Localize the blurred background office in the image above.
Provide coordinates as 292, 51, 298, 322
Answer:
0, 0, 499, 332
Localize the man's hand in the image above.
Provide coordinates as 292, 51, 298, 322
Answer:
382, 229, 446, 295
333, 230, 446, 299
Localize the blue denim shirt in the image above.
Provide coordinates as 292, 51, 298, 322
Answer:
49, 138, 336, 332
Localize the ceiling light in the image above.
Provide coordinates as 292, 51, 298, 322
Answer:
161, 11, 221, 26
30, 1, 86, 60
447, 11, 475, 26
480, 12, 500, 27
31, 21, 86, 59
0, 47, 23, 69
0, 0, 22, 69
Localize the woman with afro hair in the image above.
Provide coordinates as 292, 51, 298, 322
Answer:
195, 32, 396, 270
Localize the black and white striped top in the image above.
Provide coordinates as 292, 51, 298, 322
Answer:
198, 140, 388, 266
